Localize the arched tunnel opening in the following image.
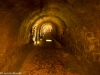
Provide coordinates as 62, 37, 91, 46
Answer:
0, 0, 100, 75
32, 22, 56, 47
22, 15, 67, 47
19, 15, 67, 47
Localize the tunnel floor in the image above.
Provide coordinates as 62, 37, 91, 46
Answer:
15, 32, 98, 75
17, 46, 92, 75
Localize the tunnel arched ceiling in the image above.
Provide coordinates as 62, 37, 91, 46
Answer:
18, 1, 84, 46
19, 15, 67, 46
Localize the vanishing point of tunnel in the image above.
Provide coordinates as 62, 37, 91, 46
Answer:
0, 0, 100, 75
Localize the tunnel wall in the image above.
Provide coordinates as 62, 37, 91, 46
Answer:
18, 15, 67, 46
0, 0, 40, 71
18, 1, 83, 46
0, 0, 100, 73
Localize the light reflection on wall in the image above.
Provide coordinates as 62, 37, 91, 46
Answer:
33, 23, 53, 45
41, 23, 53, 35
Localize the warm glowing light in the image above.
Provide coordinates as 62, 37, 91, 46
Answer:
46, 39, 52, 42
37, 41, 40, 44
40, 39, 42, 40
42, 23, 52, 34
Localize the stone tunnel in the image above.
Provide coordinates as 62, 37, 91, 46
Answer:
0, 0, 100, 75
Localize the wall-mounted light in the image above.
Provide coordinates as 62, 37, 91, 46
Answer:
37, 41, 40, 44
46, 39, 52, 42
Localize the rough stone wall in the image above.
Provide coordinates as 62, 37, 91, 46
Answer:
0, 0, 100, 73
0, 0, 40, 71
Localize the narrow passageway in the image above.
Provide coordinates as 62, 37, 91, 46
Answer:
0, 0, 100, 75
